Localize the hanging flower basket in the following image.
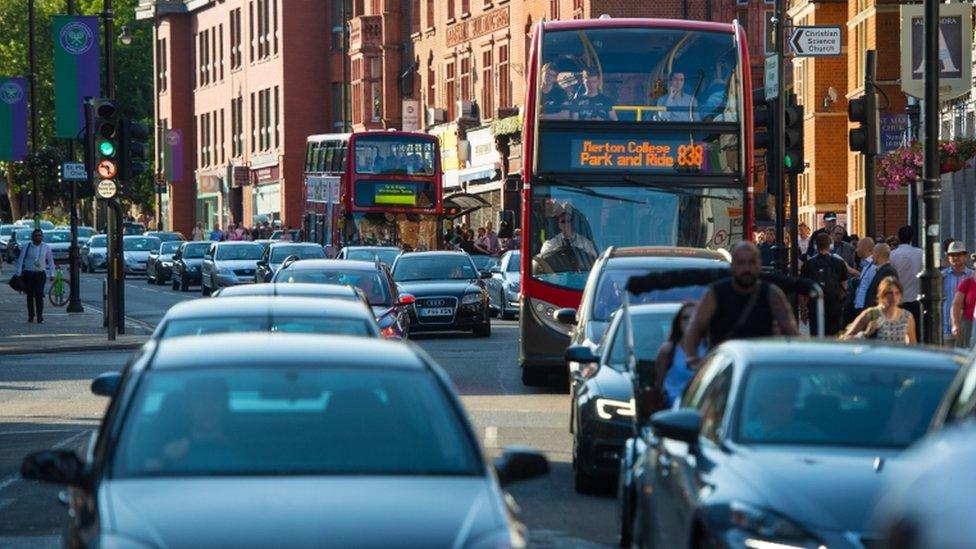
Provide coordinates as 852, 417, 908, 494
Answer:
876, 139, 976, 192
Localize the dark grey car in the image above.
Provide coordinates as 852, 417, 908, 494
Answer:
22, 333, 549, 548
81, 235, 108, 272
171, 241, 212, 291
256, 242, 327, 283
146, 240, 182, 285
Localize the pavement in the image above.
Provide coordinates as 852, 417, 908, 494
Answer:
0, 280, 151, 356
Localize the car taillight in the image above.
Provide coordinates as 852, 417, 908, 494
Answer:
381, 325, 398, 338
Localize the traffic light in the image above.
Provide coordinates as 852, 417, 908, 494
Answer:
753, 88, 770, 151
92, 98, 119, 199
848, 91, 878, 154
119, 117, 150, 181
783, 104, 804, 175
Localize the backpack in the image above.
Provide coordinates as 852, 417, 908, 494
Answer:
810, 256, 844, 303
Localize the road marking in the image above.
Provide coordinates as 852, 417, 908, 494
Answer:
484, 426, 497, 448
0, 429, 91, 496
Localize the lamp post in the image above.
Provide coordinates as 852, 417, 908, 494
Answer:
28, 0, 40, 228
920, 0, 943, 345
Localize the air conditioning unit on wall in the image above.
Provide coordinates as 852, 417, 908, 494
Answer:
457, 100, 474, 119
426, 107, 446, 126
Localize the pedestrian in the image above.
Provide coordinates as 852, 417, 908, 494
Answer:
941, 238, 956, 269
14, 229, 55, 323
759, 226, 776, 266
797, 222, 811, 261
226, 223, 240, 241
192, 222, 205, 241
843, 236, 876, 324
505, 228, 522, 251
805, 212, 838, 258
849, 234, 860, 250
484, 221, 501, 256
889, 225, 923, 341
651, 301, 704, 408
682, 242, 798, 365
842, 276, 917, 344
831, 225, 856, 269
849, 242, 897, 323
800, 233, 849, 336
210, 224, 224, 242
947, 242, 975, 347
885, 235, 900, 251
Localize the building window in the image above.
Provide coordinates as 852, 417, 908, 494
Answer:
354, 0, 364, 16
446, 60, 456, 119
331, 1, 347, 51
461, 0, 470, 15
498, 44, 510, 109
481, 49, 493, 119
764, 10, 774, 54
332, 82, 345, 129
231, 98, 240, 157
274, 86, 280, 148
855, 20, 867, 86
218, 24, 224, 80
427, 0, 435, 29
550, 0, 559, 19
411, 0, 420, 33
220, 108, 225, 163
212, 110, 218, 166
370, 0, 380, 13
230, 9, 242, 69
155, 38, 168, 92
248, 1, 255, 62
447, 0, 455, 19
272, 0, 278, 55
460, 55, 471, 102
210, 26, 217, 83
250, 92, 256, 153
427, 58, 436, 113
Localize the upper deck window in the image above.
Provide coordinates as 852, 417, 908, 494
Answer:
354, 136, 436, 176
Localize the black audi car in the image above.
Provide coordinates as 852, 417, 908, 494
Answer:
170, 240, 213, 291
391, 251, 492, 337
21, 333, 549, 548
146, 240, 182, 285
567, 302, 682, 494
622, 340, 963, 549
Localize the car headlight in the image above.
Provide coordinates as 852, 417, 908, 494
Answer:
161, 261, 173, 267
461, 293, 483, 305
721, 501, 820, 549
595, 398, 636, 420
123, 254, 133, 263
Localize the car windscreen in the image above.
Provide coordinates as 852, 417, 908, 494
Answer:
347, 249, 400, 265
112, 367, 480, 477
393, 256, 477, 281
124, 237, 161, 251
182, 243, 210, 258
271, 245, 327, 263
151, 233, 183, 242
216, 244, 264, 260
276, 268, 391, 306
506, 253, 521, 273
607, 311, 677, 371
161, 317, 375, 339
160, 241, 182, 254
592, 267, 714, 321
88, 235, 107, 247
77, 227, 95, 238
0, 226, 14, 236
735, 364, 956, 449
469, 255, 498, 271
44, 231, 72, 243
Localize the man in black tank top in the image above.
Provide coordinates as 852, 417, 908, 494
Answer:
682, 242, 798, 367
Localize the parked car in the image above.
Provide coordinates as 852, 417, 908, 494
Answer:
469, 254, 499, 276
200, 241, 265, 295
272, 259, 413, 339
122, 221, 146, 235
256, 242, 328, 283
14, 218, 54, 230
6, 229, 74, 264
54, 225, 96, 239
5, 229, 32, 263
337, 246, 401, 266
212, 282, 367, 303
270, 228, 301, 241
568, 303, 681, 494
553, 246, 728, 384
146, 240, 183, 285
152, 296, 382, 339
145, 230, 186, 242
21, 333, 548, 548
121, 236, 162, 276
487, 251, 521, 320
0, 224, 18, 262
170, 241, 213, 291
81, 235, 108, 272
391, 251, 492, 337
621, 340, 962, 548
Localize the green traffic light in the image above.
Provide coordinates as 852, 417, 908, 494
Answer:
98, 140, 116, 157
784, 155, 794, 169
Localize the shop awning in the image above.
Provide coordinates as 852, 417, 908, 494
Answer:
457, 166, 500, 185
443, 192, 492, 220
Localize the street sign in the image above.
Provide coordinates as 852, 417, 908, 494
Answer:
790, 26, 842, 57
96, 179, 117, 199
61, 161, 86, 182
96, 159, 117, 179
900, 3, 972, 100
764, 54, 779, 101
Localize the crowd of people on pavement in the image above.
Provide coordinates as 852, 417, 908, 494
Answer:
444, 222, 521, 256
189, 220, 302, 243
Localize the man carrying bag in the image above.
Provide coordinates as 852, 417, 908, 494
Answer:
15, 229, 55, 323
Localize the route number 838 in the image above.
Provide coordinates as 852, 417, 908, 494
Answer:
677, 144, 704, 167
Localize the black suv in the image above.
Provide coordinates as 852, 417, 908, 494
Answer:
171, 241, 213, 291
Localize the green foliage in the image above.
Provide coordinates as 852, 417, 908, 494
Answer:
491, 115, 523, 138
0, 0, 154, 212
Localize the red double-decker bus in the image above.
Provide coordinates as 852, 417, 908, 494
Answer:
304, 131, 442, 253
519, 18, 754, 383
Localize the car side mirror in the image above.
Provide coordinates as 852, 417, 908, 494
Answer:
493, 446, 549, 486
554, 308, 578, 326
650, 409, 702, 444
90, 372, 121, 397
398, 294, 416, 306
21, 450, 87, 486
257, 259, 268, 267
479, 270, 492, 279
564, 344, 598, 365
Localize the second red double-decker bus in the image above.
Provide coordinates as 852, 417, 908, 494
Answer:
519, 18, 754, 384
304, 131, 442, 252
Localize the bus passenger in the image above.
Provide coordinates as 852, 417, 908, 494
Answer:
540, 62, 570, 119
656, 71, 699, 122
572, 67, 618, 121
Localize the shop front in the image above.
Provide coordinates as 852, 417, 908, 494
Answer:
250, 164, 281, 226
195, 175, 223, 231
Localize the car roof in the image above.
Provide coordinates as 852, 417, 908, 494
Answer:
718, 339, 967, 371
149, 333, 427, 370
605, 255, 731, 270
270, 242, 320, 249
215, 282, 362, 299
281, 259, 379, 271
162, 295, 371, 320
344, 246, 399, 251
212, 240, 262, 245
629, 302, 685, 315
398, 251, 468, 258
123, 234, 159, 239
608, 246, 728, 260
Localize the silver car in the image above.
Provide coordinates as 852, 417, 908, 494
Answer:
488, 251, 520, 320
200, 241, 264, 295
122, 236, 162, 276
44, 230, 73, 264
81, 234, 108, 272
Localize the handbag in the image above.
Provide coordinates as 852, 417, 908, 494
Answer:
8, 274, 23, 292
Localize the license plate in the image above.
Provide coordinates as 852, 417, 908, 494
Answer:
419, 307, 453, 317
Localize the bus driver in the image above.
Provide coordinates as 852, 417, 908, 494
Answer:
540, 210, 598, 258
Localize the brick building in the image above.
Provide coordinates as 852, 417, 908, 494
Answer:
137, 0, 347, 236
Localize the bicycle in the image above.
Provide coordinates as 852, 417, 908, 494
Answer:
48, 265, 69, 307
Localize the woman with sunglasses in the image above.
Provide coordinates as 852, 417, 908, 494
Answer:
842, 276, 917, 344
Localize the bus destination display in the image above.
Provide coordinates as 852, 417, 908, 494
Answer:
353, 180, 436, 210
574, 139, 705, 169
374, 183, 418, 206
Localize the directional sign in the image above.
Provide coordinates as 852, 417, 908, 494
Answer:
764, 54, 778, 101
61, 161, 87, 182
96, 179, 117, 199
790, 26, 843, 57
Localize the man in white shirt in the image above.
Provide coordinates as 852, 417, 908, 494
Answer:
15, 229, 55, 323
889, 225, 923, 340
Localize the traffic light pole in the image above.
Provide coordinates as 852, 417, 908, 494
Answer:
920, 0, 943, 345
863, 51, 877, 237
772, 0, 787, 274
66, 0, 83, 314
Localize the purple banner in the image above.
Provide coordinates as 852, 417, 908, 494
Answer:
163, 129, 184, 182
53, 16, 101, 138
0, 77, 28, 161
